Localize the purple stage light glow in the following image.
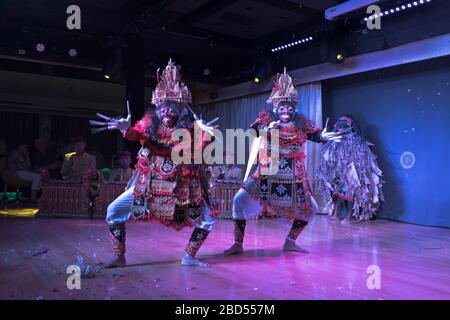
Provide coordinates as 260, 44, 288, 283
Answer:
35, 43, 45, 53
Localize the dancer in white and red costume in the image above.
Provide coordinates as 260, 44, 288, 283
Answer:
91, 59, 219, 268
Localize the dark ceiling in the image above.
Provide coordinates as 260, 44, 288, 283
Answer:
0, 0, 363, 85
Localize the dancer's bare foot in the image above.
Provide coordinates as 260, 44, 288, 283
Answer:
102, 254, 126, 268
181, 253, 210, 268
283, 239, 309, 253
224, 242, 243, 255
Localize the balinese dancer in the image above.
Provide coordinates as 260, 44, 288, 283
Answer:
225, 69, 345, 255
316, 115, 384, 222
90, 59, 219, 268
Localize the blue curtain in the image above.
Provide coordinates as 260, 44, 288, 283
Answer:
322, 57, 450, 228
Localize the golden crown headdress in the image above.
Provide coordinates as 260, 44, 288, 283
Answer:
266, 68, 298, 107
151, 59, 192, 107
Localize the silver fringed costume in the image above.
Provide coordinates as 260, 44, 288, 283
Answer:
316, 116, 384, 221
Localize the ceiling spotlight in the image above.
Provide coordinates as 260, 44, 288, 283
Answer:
104, 74, 110, 80
253, 77, 261, 84
68, 48, 77, 57
35, 43, 45, 53
336, 52, 346, 63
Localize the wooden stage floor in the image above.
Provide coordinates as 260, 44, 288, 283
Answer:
0, 215, 449, 300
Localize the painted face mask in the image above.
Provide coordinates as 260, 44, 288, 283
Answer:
334, 116, 354, 134
157, 103, 179, 127
276, 103, 295, 123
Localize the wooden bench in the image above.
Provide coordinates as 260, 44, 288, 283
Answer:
38, 180, 90, 217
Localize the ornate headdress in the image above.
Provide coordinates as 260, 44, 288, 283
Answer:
151, 59, 192, 107
266, 68, 298, 107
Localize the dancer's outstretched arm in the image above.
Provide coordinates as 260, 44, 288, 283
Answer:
306, 117, 351, 143
90, 100, 149, 141
185, 105, 221, 143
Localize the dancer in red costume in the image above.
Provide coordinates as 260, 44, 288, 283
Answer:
90, 59, 219, 268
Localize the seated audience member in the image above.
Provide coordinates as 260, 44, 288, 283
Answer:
31, 138, 60, 179
60, 137, 96, 182
62, 137, 76, 156
222, 163, 243, 181
8, 144, 41, 202
108, 151, 133, 183
213, 153, 243, 181
212, 152, 243, 180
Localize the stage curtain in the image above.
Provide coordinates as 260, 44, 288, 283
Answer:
298, 82, 323, 200
194, 94, 268, 135
193, 94, 268, 169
